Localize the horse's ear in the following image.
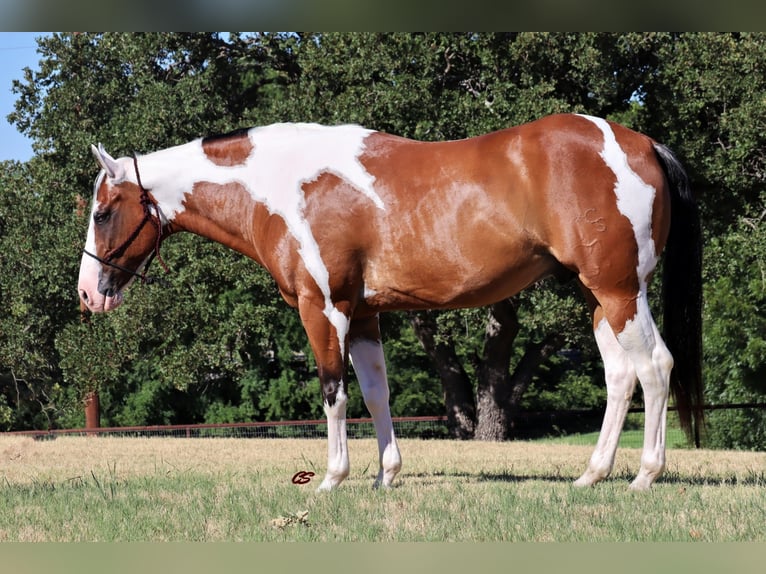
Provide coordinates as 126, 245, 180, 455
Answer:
91, 144, 126, 183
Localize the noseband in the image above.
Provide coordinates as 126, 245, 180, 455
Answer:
83, 154, 170, 286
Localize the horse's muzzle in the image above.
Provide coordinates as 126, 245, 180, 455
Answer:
79, 284, 124, 313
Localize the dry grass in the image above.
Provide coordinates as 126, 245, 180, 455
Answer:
1, 435, 762, 485
1, 436, 764, 542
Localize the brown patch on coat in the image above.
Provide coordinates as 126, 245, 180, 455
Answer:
201, 128, 254, 167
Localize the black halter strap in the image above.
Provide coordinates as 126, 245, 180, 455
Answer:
83, 154, 170, 286
82, 248, 167, 285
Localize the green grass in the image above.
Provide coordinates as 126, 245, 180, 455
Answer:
1, 436, 763, 541
539, 427, 690, 449
1, 467, 763, 541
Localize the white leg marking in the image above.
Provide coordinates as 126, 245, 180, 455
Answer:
317, 388, 350, 491
350, 338, 402, 488
575, 318, 637, 487
617, 295, 673, 490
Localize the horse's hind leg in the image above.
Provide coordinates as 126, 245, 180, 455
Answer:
579, 289, 673, 490
615, 294, 674, 490
349, 315, 402, 488
574, 305, 638, 487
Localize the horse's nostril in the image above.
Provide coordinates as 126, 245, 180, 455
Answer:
97, 275, 116, 298
79, 289, 89, 303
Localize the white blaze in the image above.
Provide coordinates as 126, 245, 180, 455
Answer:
78, 171, 125, 311
79, 172, 103, 287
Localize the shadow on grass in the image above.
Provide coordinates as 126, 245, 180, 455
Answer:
401, 468, 766, 487
402, 469, 574, 485
651, 469, 766, 487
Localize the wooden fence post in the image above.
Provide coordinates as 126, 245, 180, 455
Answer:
84, 391, 100, 432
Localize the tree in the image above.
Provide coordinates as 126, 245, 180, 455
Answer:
0, 157, 83, 429
638, 33, 766, 230
271, 32, 663, 439
700, 200, 766, 449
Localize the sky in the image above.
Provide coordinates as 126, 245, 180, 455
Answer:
0, 32, 46, 162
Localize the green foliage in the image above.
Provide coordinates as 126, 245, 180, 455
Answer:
702, 197, 766, 449
380, 313, 445, 417
639, 33, 766, 231
0, 394, 13, 430
0, 157, 83, 429
271, 32, 656, 140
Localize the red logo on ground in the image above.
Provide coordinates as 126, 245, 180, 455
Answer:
291, 470, 315, 485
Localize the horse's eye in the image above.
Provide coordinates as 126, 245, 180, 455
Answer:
93, 210, 111, 225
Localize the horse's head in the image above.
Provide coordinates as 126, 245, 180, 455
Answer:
78, 145, 164, 313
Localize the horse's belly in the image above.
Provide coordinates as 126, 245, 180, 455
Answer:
359, 250, 558, 312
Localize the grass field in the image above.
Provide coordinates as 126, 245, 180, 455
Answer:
1, 435, 764, 542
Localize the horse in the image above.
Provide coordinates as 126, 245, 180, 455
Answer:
77, 113, 702, 491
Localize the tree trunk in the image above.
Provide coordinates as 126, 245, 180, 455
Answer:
474, 299, 519, 441
411, 303, 566, 442
474, 300, 566, 441
409, 311, 476, 439
505, 333, 566, 438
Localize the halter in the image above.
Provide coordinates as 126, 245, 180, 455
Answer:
83, 154, 170, 286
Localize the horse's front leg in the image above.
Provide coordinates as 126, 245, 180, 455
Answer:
299, 296, 352, 491
349, 315, 402, 488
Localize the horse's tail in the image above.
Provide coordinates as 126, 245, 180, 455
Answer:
653, 142, 704, 447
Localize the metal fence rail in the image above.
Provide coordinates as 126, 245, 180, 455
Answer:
9, 415, 451, 440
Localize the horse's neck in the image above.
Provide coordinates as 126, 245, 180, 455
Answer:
140, 144, 262, 260
140, 142, 229, 222
138, 124, 379, 258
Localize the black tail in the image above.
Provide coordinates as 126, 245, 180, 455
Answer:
653, 143, 704, 447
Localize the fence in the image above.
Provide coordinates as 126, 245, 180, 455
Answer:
8, 403, 765, 444
11, 415, 450, 440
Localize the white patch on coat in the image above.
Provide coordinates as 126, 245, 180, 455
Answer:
102, 123, 383, 355
577, 115, 658, 287
361, 283, 379, 303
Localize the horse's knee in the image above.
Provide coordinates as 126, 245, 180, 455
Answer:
321, 378, 345, 408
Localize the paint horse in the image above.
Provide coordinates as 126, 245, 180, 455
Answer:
78, 113, 702, 491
